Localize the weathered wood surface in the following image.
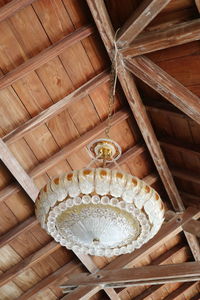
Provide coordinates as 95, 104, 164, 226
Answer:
3, 70, 110, 145
86, 0, 184, 212
195, 0, 200, 13
183, 220, 200, 238
0, 109, 129, 203
0, 139, 39, 201
0, 0, 35, 22
117, 0, 171, 46
122, 19, 200, 57
124, 56, 200, 125
59, 208, 200, 299
163, 282, 199, 300
62, 262, 200, 288
0, 25, 94, 90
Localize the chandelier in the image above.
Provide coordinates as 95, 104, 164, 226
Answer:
35, 137, 164, 257
35, 47, 164, 257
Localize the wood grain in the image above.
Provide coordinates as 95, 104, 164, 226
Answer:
183, 220, 200, 237
0, 25, 94, 90
0, 0, 35, 22
124, 56, 200, 125
122, 19, 200, 57
117, 0, 171, 46
58, 208, 200, 299
3, 70, 110, 145
0, 139, 39, 201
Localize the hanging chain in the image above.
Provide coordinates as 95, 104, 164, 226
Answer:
105, 29, 120, 138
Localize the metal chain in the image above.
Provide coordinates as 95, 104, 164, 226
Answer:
105, 29, 120, 138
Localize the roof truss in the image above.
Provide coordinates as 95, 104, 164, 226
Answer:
0, 0, 200, 299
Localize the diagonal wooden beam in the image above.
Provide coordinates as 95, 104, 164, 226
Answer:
0, 139, 39, 201
86, 0, 184, 212
0, 24, 94, 90
3, 70, 110, 145
122, 19, 200, 57
116, 0, 171, 46
88, 0, 200, 271
0, 109, 129, 203
124, 56, 200, 125
61, 208, 200, 299
183, 220, 200, 238
62, 262, 200, 288
0, 0, 35, 22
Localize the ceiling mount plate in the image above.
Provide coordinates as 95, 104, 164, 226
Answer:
87, 138, 122, 162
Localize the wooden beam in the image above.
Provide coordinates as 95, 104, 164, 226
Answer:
16, 260, 82, 300
0, 0, 34, 22
0, 216, 37, 248
62, 262, 200, 288
183, 220, 200, 237
0, 241, 60, 287
0, 25, 94, 90
120, 244, 189, 300
116, 0, 171, 46
3, 70, 110, 145
124, 56, 200, 125
0, 108, 129, 203
0, 139, 39, 201
86, 0, 184, 212
159, 137, 200, 160
122, 19, 200, 57
171, 168, 200, 185
60, 208, 200, 299
181, 191, 200, 208
184, 232, 200, 261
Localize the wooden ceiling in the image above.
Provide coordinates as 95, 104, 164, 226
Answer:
0, 0, 199, 299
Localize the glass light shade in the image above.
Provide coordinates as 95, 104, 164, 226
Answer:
35, 167, 165, 257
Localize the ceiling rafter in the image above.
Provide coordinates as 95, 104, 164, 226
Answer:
124, 56, 200, 125
0, 139, 39, 200
0, 24, 94, 90
62, 208, 200, 299
86, 0, 200, 284
0, 0, 35, 22
3, 70, 110, 145
121, 19, 200, 57
63, 262, 200, 288
86, 0, 184, 210
119, 244, 190, 299
116, 0, 172, 46
163, 282, 199, 300
0, 108, 129, 203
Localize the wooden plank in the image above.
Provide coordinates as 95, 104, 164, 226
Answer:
59, 208, 200, 299
159, 137, 200, 160
171, 168, 200, 185
62, 262, 200, 288
0, 109, 129, 203
0, 241, 60, 287
184, 232, 200, 261
125, 245, 188, 300
163, 282, 198, 300
181, 192, 200, 208
0, 139, 39, 201
15, 260, 82, 300
0, 25, 94, 90
116, 0, 171, 46
86, 0, 184, 212
195, 0, 200, 13
3, 70, 110, 145
0, 216, 38, 248
0, 0, 35, 22
122, 19, 200, 57
124, 56, 200, 125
